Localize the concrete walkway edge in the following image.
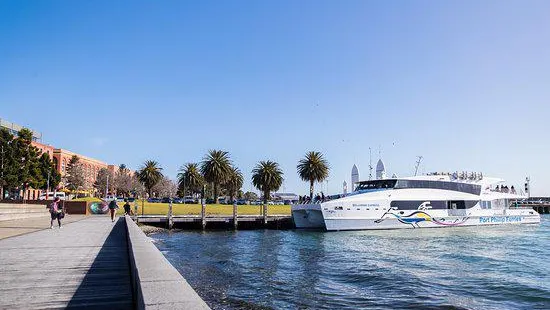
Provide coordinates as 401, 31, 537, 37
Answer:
124, 215, 211, 309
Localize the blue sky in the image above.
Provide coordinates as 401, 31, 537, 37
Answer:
1, 1, 549, 195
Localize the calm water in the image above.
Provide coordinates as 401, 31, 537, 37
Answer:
152, 215, 550, 310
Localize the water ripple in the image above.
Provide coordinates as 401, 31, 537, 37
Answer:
154, 215, 550, 310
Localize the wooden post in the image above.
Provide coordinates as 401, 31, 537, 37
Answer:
201, 199, 206, 230
233, 201, 238, 230
168, 201, 173, 229
133, 200, 138, 222
263, 203, 268, 224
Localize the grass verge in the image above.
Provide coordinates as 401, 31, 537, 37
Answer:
71, 198, 291, 216
118, 203, 291, 216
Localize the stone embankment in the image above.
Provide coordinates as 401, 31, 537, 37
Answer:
126, 215, 210, 309
0, 203, 49, 222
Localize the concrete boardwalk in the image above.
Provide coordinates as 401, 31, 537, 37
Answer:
0, 216, 133, 309
0, 215, 87, 240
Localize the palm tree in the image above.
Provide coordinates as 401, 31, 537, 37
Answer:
177, 163, 204, 197
118, 164, 128, 174
297, 151, 330, 199
252, 160, 284, 205
136, 160, 163, 198
224, 165, 243, 204
200, 150, 232, 203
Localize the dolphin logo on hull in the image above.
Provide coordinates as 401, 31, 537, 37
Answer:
375, 201, 469, 228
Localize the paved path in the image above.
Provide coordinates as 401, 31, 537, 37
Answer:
0, 216, 133, 309
0, 214, 87, 240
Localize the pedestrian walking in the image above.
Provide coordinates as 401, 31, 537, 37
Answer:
123, 199, 132, 216
47, 197, 64, 229
108, 199, 119, 222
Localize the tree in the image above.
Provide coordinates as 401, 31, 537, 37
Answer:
252, 160, 284, 205
297, 151, 330, 199
114, 164, 134, 197
200, 150, 232, 203
65, 155, 86, 193
37, 153, 61, 191
177, 163, 204, 197
94, 168, 114, 196
136, 160, 163, 197
118, 164, 128, 173
0, 128, 61, 199
152, 177, 178, 198
243, 191, 258, 201
12, 128, 42, 199
0, 128, 16, 198
132, 176, 147, 198
223, 165, 243, 204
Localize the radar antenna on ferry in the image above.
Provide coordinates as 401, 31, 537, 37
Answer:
414, 156, 423, 176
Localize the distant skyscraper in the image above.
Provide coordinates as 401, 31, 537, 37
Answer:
376, 159, 386, 180
351, 164, 359, 190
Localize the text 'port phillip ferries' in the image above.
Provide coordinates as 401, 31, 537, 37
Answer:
292, 172, 540, 231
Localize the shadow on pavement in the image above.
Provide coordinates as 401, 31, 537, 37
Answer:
66, 218, 134, 309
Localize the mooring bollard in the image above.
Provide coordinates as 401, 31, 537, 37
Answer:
233, 201, 238, 230
201, 199, 206, 230
134, 200, 139, 223
168, 201, 173, 229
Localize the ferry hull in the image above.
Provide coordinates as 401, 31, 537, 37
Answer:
324, 214, 541, 231
291, 204, 326, 229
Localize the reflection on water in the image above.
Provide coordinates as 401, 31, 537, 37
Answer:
153, 216, 550, 310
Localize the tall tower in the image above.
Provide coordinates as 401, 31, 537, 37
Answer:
376, 159, 386, 180
351, 164, 359, 191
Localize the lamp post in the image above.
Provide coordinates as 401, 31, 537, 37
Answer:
46, 170, 50, 197
168, 187, 173, 229
105, 175, 109, 198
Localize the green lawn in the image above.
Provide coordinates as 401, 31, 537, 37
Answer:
72, 197, 291, 215
72, 197, 102, 202
120, 203, 291, 216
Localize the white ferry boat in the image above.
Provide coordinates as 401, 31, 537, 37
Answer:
291, 173, 540, 231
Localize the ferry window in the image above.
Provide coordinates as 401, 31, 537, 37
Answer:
355, 180, 397, 191
481, 201, 492, 209
394, 180, 481, 195
447, 201, 465, 209
390, 200, 447, 210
